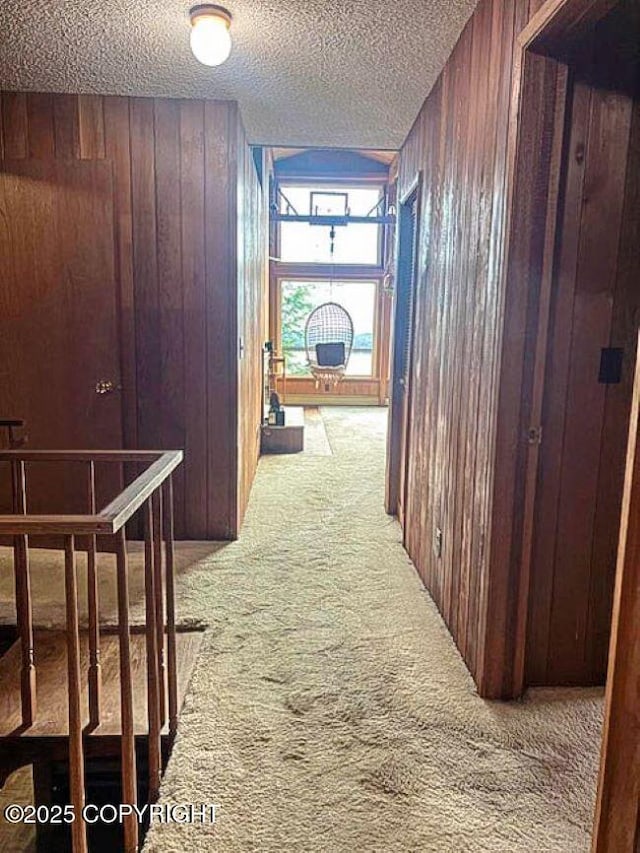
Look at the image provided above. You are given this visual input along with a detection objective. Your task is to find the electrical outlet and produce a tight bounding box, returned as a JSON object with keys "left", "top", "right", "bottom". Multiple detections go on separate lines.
{"left": 434, "top": 527, "right": 443, "bottom": 560}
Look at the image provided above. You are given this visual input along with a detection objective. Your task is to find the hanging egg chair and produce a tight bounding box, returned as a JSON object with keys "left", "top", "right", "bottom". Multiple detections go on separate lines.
{"left": 305, "top": 302, "right": 354, "bottom": 390}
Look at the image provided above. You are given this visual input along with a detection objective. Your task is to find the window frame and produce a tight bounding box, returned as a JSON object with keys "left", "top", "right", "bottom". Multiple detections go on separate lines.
{"left": 274, "top": 178, "right": 388, "bottom": 269}
{"left": 276, "top": 276, "right": 381, "bottom": 381}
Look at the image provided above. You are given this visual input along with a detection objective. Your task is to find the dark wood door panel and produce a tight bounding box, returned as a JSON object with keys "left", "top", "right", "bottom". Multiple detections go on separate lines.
{"left": 0, "top": 159, "right": 123, "bottom": 515}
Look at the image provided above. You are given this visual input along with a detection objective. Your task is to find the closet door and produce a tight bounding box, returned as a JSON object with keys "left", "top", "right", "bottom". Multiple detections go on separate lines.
{"left": 0, "top": 159, "right": 123, "bottom": 513}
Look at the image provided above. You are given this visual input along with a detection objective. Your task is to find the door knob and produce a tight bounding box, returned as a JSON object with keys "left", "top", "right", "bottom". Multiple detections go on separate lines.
{"left": 95, "top": 379, "right": 120, "bottom": 395}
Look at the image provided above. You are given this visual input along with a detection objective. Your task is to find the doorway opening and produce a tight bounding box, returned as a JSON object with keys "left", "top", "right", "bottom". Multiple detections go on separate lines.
{"left": 267, "top": 148, "right": 396, "bottom": 409}
{"left": 385, "top": 175, "right": 421, "bottom": 532}
{"left": 493, "top": 0, "right": 639, "bottom": 845}
{"left": 524, "top": 4, "right": 640, "bottom": 690}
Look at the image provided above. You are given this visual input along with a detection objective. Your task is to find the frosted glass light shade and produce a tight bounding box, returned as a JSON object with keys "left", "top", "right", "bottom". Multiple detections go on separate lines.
{"left": 190, "top": 6, "right": 232, "bottom": 67}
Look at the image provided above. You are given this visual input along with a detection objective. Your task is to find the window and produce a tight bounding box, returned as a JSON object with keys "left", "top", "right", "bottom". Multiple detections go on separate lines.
{"left": 278, "top": 184, "right": 384, "bottom": 266}
{"left": 280, "top": 280, "right": 376, "bottom": 377}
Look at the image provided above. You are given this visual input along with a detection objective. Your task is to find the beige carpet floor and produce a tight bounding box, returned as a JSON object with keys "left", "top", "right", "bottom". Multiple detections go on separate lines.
{"left": 139, "top": 407, "right": 604, "bottom": 853}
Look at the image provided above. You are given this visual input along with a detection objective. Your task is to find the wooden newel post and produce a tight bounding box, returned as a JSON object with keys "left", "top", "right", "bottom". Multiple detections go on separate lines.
{"left": 11, "top": 459, "right": 36, "bottom": 727}
{"left": 163, "top": 476, "right": 178, "bottom": 737}
{"left": 64, "top": 536, "right": 88, "bottom": 853}
{"left": 115, "top": 528, "right": 138, "bottom": 853}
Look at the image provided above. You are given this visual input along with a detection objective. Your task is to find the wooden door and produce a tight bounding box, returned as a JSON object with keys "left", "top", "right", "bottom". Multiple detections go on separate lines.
{"left": 592, "top": 330, "right": 640, "bottom": 853}
{"left": 386, "top": 184, "right": 419, "bottom": 529}
{"left": 0, "top": 160, "right": 123, "bottom": 513}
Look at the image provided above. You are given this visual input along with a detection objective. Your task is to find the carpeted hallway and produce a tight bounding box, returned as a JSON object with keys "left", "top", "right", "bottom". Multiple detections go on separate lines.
{"left": 142, "top": 407, "right": 603, "bottom": 853}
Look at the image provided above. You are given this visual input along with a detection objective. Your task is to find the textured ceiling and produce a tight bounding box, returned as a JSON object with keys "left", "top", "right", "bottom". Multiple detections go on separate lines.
{"left": 0, "top": 0, "right": 478, "bottom": 149}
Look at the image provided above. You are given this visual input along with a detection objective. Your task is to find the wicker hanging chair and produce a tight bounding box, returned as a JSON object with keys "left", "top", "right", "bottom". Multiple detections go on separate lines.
{"left": 305, "top": 302, "right": 354, "bottom": 390}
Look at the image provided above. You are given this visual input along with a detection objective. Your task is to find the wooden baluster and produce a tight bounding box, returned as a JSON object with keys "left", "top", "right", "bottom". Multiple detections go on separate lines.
{"left": 64, "top": 536, "right": 88, "bottom": 853}
{"left": 163, "top": 476, "right": 178, "bottom": 736}
{"left": 115, "top": 528, "right": 138, "bottom": 853}
{"left": 144, "top": 499, "right": 162, "bottom": 801}
{"left": 11, "top": 460, "right": 36, "bottom": 727}
{"left": 86, "top": 461, "right": 101, "bottom": 729}
{"left": 152, "top": 489, "right": 166, "bottom": 727}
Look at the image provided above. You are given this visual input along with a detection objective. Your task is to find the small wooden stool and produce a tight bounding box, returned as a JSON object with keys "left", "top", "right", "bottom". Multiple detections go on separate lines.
{"left": 261, "top": 407, "right": 304, "bottom": 454}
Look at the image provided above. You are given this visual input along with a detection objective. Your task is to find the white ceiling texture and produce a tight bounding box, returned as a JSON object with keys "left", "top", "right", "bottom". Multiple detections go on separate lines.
{"left": 0, "top": 0, "right": 478, "bottom": 149}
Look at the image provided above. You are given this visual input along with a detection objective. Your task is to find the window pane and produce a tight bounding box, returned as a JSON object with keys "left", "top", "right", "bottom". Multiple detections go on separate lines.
{"left": 280, "top": 280, "right": 376, "bottom": 377}
{"left": 278, "top": 185, "right": 382, "bottom": 265}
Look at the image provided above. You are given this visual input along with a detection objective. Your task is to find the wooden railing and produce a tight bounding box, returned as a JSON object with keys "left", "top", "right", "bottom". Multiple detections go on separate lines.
{"left": 0, "top": 449, "right": 183, "bottom": 853}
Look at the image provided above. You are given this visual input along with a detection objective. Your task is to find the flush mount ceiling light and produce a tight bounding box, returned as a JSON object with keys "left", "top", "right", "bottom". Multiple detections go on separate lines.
{"left": 189, "top": 4, "right": 232, "bottom": 67}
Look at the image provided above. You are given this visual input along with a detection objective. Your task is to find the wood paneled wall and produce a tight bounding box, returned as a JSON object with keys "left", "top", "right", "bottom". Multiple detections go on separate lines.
{"left": 526, "top": 8, "right": 640, "bottom": 686}
{"left": 397, "top": 0, "right": 535, "bottom": 688}
{"left": 398, "top": 0, "right": 639, "bottom": 697}
{"left": 237, "top": 135, "right": 268, "bottom": 527}
{"left": 0, "top": 92, "right": 266, "bottom": 539}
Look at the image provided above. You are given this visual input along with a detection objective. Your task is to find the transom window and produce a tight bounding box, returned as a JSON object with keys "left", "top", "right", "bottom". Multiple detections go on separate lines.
{"left": 277, "top": 183, "right": 384, "bottom": 266}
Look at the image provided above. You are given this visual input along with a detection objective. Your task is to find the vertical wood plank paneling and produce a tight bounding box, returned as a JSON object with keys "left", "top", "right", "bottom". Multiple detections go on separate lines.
{"left": 78, "top": 94, "right": 106, "bottom": 159}
{"left": 546, "top": 77, "right": 632, "bottom": 685}
{"left": 130, "top": 98, "right": 162, "bottom": 452}
{"left": 395, "top": 0, "right": 627, "bottom": 694}
{"left": 0, "top": 89, "right": 261, "bottom": 540}
{"left": 397, "top": 0, "right": 526, "bottom": 689}
{"left": 469, "top": 0, "right": 519, "bottom": 682}
{"left": 179, "top": 100, "right": 209, "bottom": 538}
{"left": 26, "top": 93, "right": 55, "bottom": 159}
{"left": 461, "top": 0, "right": 507, "bottom": 674}
{"left": 472, "top": 0, "right": 520, "bottom": 682}
{"left": 104, "top": 96, "right": 138, "bottom": 452}
{"left": 204, "top": 101, "right": 236, "bottom": 538}
{"left": 587, "top": 90, "right": 640, "bottom": 682}
{"left": 483, "top": 23, "right": 563, "bottom": 696}
{"left": 237, "top": 121, "right": 267, "bottom": 527}
{"left": 525, "top": 74, "right": 591, "bottom": 685}
{"left": 2, "top": 93, "right": 29, "bottom": 158}
{"left": 423, "top": 84, "right": 444, "bottom": 608}
{"left": 456, "top": 0, "right": 492, "bottom": 655}
{"left": 442, "top": 19, "right": 473, "bottom": 639}
{"left": 53, "top": 94, "right": 80, "bottom": 159}
{"left": 154, "top": 99, "right": 186, "bottom": 537}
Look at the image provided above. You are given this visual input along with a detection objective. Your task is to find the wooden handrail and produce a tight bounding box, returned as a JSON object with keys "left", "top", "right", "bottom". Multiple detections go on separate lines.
{"left": 0, "top": 449, "right": 169, "bottom": 462}
{"left": 0, "top": 451, "right": 183, "bottom": 534}
{"left": 101, "top": 452, "right": 183, "bottom": 531}
{"left": 0, "top": 515, "right": 112, "bottom": 535}
{"left": 1, "top": 450, "right": 183, "bottom": 853}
